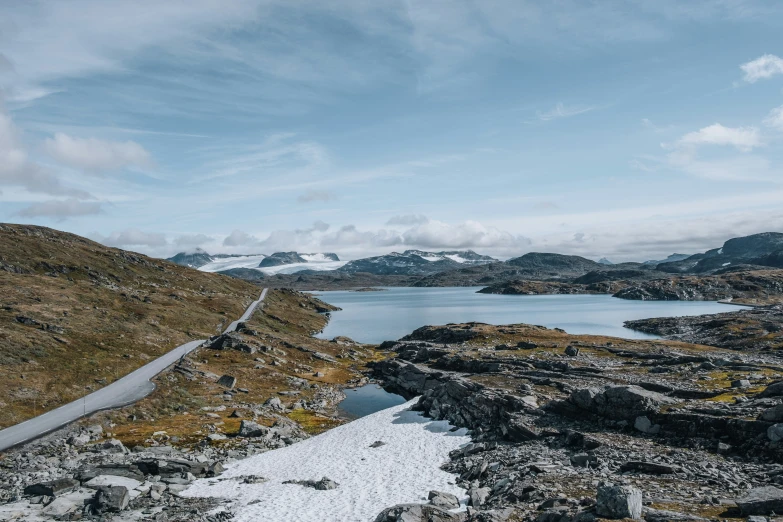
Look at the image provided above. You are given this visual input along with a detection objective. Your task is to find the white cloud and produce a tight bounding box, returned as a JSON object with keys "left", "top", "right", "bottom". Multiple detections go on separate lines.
{"left": 16, "top": 198, "right": 102, "bottom": 219}
{"left": 223, "top": 229, "right": 259, "bottom": 247}
{"left": 0, "top": 103, "right": 91, "bottom": 197}
{"left": 44, "top": 133, "right": 152, "bottom": 173}
{"left": 400, "top": 220, "right": 531, "bottom": 250}
{"left": 674, "top": 123, "right": 762, "bottom": 152}
{"left": 536, "top": 103, "right": 594, "bottom": 122}
{"left": 740, "top": 54, "right": 783, "bottom": 83}
{"left": 386, "top": 214, "right": 430, "bottom": 226}
{"left": 174, "top": 233, "right": 214, "bottom": 247}
{"left": 764, "top": 105, "right": 783, "bottom": 131}
{"left": 96, "top": 229, "right": 168, "bottom": 248}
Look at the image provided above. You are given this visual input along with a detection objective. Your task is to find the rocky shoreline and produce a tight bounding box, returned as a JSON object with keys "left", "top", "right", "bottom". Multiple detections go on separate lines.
{"left": 369, "top": 322, "right": 783, "bottom": 521}
{"left": 624, "top": 305, "right": 783, "bottom": 352}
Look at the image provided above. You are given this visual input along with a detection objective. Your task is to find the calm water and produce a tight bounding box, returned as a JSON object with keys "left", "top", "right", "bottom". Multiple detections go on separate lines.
{"left": 313, "top": 287, "right": 747, "bottom": 344}
{"left": 337, "top": 384, "right": 406, "bottom": 419}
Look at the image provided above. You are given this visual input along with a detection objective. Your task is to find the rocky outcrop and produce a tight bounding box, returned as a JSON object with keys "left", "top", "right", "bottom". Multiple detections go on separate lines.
{"left": 562, "top": 385, "right": 677, "bottom": 421}
{"left": 373, "top": 503, "right": 466, "bottom": 522}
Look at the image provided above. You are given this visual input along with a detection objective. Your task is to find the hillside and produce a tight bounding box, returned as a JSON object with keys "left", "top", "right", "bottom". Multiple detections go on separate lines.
{"left": 0, "top": 224, "right": 261, "bottom": 429}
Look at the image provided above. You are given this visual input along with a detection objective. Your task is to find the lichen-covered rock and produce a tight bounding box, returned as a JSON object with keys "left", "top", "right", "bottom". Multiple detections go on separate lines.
{"left": 373, "top": 503, "right": 466, "bottom": 522}
{"left": 596, "top": 485, "right": 642, "bottom": 519}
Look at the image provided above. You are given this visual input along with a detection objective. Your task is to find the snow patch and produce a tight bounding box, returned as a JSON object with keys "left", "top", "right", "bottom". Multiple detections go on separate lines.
{"left": 722, "top": 262, "right": 731, "bottom": 266}
{"left": 182, "top": 399, "right": 470, "bottom": 522}
{"left": 199, "top": 255, "right": 268, "bottom": 272}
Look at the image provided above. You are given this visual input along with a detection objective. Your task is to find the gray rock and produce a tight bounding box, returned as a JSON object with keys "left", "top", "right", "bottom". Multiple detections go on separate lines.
{"left": 24, "top": 478, "right": 79, "bottom": 497}
{"left": 95, "top": 485, "right": 130, "bottom": 513}
{"left": 596, "top": 485, "right": 643, "bottom": 519}
{"left": 634, "top": 415, "right": 661, "bottom": 435}
{"left": 760, "top": 381, "right": 783, "bottom": 397}
{"left": 468, "top": 486, "right": 492, "bottom": 507}
{"left": 570, "top": 385, "right": 676, "bottom": 421}
{"left": 429, "top": 490, "right": 461, "bottom": 509}
{"left": 265, "top": 396, "right": 284, "bottom": 410}
{"left": 759, "top": 405, "right": 783, "bottom": 422}
{"left": 644, "top": 508, "right": 707, "bottom": 522}
{"left": 565, "top": 345, "right": 580, "bottom": 356}
{"left": 620, "top": 461, "right": 680, "bottom": 475}
{"left": 238, "top": 420, "right": 268, "bottom": 437}
{"left": 731, "top": 379, "right": 751, "bottom": 388}
{"left": 97, "top": 438, "right": 128, "bottom": 454}
{"left": 217, "top": 374, "right": 237, "bottom": 388}
{"left": 373, "top": 503, "right": 466, "bottom": 522}
{"left": 767, "top": 424, "right": 783, "bottom": 442}
{"left": 41, "top": 497, "right": 79, "bottom": 517}
{"left": 736, "top": 486, "right": 783, "bottom": 516}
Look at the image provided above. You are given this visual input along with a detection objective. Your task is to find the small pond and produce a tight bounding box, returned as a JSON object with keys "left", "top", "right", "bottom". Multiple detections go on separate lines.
{"left": 337, "top": 384, "right": 406, "bottom": 419}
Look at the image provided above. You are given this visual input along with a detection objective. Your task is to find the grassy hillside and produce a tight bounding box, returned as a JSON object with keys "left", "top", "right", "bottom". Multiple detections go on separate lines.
{"left": 0, "top": 224, "right": 261, "bottom": 429}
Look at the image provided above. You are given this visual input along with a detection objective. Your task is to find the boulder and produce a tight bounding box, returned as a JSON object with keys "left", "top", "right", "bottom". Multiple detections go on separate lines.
{"left": 217, "top": 375, "right": 237, "bottom": 388}
{"left": 265, "top": 397, "right": 284, "bottom": 410}
{"left": 565, "top": 345, "right": 580, "bottom": 356}
{"left": 569, "top": 386, "right": 676, "bottom": 421}
{"left": 468, "top": 486, "right": 492, "bottom": 507}
{"left": 759, "top": 405, "right": 783, "bottom": 422}
{"left": 736, "top": 486, "right": 783, "bottom": 516}
{"left": 94, "top": 485, "right": 130, "bottom": 513}
{"left": 768, "top": 424, "right": 783, "bottom": 442}
{"left": 373, "top": 503, "right": 466, "bottom": 522}
{"left": 429, "top": 490, "right": 461, "bottom": 509}
{"left": 238, "top": 420, "right": 269, "bottom": 437}
{"left": 760, "top": 381, "right": 783, "bottom": 397}
{"left": 731, "top": 379, "right": 751, "bottom": 388}
{"left": 24, "top": 478, "right": 79, "bottom": 497}
{"left": 596, "top": 485, "right": 642, "bottom": 519}
{"left": 634, "top": 416, "right": 661, "bottom": 435}
{"left": 620, "top": 461, "right": 679, "bottom": 475}
{"left": 84, "top": 475, "right": 142, "bottom": 491}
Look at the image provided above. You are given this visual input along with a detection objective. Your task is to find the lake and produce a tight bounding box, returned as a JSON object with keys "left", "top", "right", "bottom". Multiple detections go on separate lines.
{"left": 312, "top": 287, "right": 747, "bottom": 344}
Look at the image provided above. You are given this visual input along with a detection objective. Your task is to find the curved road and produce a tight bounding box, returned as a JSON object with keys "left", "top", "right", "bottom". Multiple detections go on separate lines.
{"left": 0, "top": 288, "right": 267, "bottom": 452}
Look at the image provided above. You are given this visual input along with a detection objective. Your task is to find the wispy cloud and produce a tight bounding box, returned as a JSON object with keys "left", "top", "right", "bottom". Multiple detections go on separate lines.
{"left": 16, "top": 198, "right": 103, "bottom": 220}
{"left": 297, "top": 189, "right": 337, "bottom": 204}
{"left": 764, "top": 105, "right": 783, "bottom": 131}
{"left": 536, "top": 103, "right": 594, "bottom": 122}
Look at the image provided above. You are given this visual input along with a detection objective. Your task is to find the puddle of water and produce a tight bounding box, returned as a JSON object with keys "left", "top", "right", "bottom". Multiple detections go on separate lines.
{"left": 337, "top": 384, "right": 406, "bottom": 419}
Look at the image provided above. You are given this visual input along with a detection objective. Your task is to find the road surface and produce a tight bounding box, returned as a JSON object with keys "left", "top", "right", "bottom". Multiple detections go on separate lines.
{"left": 0, "top": 288, "right": 268, "bottom": 452}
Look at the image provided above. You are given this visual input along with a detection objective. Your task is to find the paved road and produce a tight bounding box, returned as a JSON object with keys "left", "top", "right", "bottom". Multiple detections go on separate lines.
{"left": 0, "top": 288, "right": 268, "bottom": 452}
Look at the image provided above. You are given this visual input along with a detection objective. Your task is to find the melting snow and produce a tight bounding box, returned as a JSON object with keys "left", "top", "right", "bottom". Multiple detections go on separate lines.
{"left": 182, "top": 399, "right": 470, "bottom": 522}
{"left": 199, "top": 255, "right": 346, "bottom": 275}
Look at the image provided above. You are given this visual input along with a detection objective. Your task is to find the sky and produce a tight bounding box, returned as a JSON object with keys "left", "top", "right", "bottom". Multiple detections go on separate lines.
{"left": 1, "top": 0, "right": 783, "bottom": 262}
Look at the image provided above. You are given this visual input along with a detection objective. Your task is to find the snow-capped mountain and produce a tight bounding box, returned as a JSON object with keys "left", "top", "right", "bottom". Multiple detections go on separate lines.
{"left": 338, "top": 250, "right": 496, "bottom": 276}
{"left": 168, "top": 251, "right": 345, "bottom": 275}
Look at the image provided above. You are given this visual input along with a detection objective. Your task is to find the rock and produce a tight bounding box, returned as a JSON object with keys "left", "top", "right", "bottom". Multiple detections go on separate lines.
{"left": 265, "top": 397, "right": 284, "bottom": 410}
{"left": 84, "top": 475, "right": 142, "bottom": 491}
{"left": 596, "top": 485, "right": 643, "bottom": 519}
{"left": 570, "top": 453, "right": 597, "bottom": 468}
{"left": 569, "top": 385, "right": 676, "bottom": 421}
{"left": 767, "top": 424, "right": 783, "bottom": 442}
{"left": 746, "top": 517, "right": 768, "bottom": 522}
{"left": 24, "top": 478, "right": 80, "bottom": 497}
{"left": 41, "top": 497, "right": 79, "bottom": 517}
{"left": 565, "top": 345, "right": 580, "bottom": 356}
{"left": 760, "top": 381, "right": 783, "bottom": 397}
{"left": 369, "top": 441, "right": 387, "bottom": 448}
{"left": 731, "top": 379, "right": 751, "bottom": 388}
{"left": 736, "top": 486, "right": 783, "bottom": 515}
{"left": 429, "top": 490, "right": 461, "bottom": 509}
{"left": 283, "top": 477, "right": 339, "bottom": 490}
{"left": 314, "top": 477, "right": 339, "bottom": 490}
{"left": 620, "top": 461, "right": 680, "bottom": 475}
{"left": 67, "top": 433, "right": 90, "bottom": 446}
{"left": 97, "top": 438, "right": 128, "bottom": 454}
{"left": 238, "top": 420, "right": 269, "bottom": 437}
{"left": 468, "top": 486, "right": 492, "bottom": 507}
{"left": 517, "top": 341, "right": 538, "bottom": 349}
{"left": 207, "top": 433, "right": 227, "bottom": 441}
{"left": 94, "top": 485, "right": 130, "bottom": 513}
{"left": 373, "top": 503, "right": 466, "bottom": 522}
{"left": 217, "top": 374, "right": 237, "bottom": 388}
{"left": 759, "top": 405, "right": 783, "bottom": 422}
{"left": 634, "top": 416, "right": 661, "bottom": 435}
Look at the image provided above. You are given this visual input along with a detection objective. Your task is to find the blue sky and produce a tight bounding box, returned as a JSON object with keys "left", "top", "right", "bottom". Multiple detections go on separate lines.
{"left": 1, "top": 0, "right": 783, "bottom": 261}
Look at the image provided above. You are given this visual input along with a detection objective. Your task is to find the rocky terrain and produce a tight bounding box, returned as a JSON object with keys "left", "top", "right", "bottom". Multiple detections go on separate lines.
{"left": 0, "top": 224, "right": 261, "bottom": 429}
{"left": 370, "top": 322, "right": 783, "bottom": 521}
{"left": 0, "top": 287, "right": 381, "bottom": 521}
{"left": 656, "top": 233, "right": 783, "bottom": 274}
{"left": 614, "top": 270, "right": 783, "bottom": 305}
{"left": 625, "top": 305, "right": 783, "bottom": 352}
